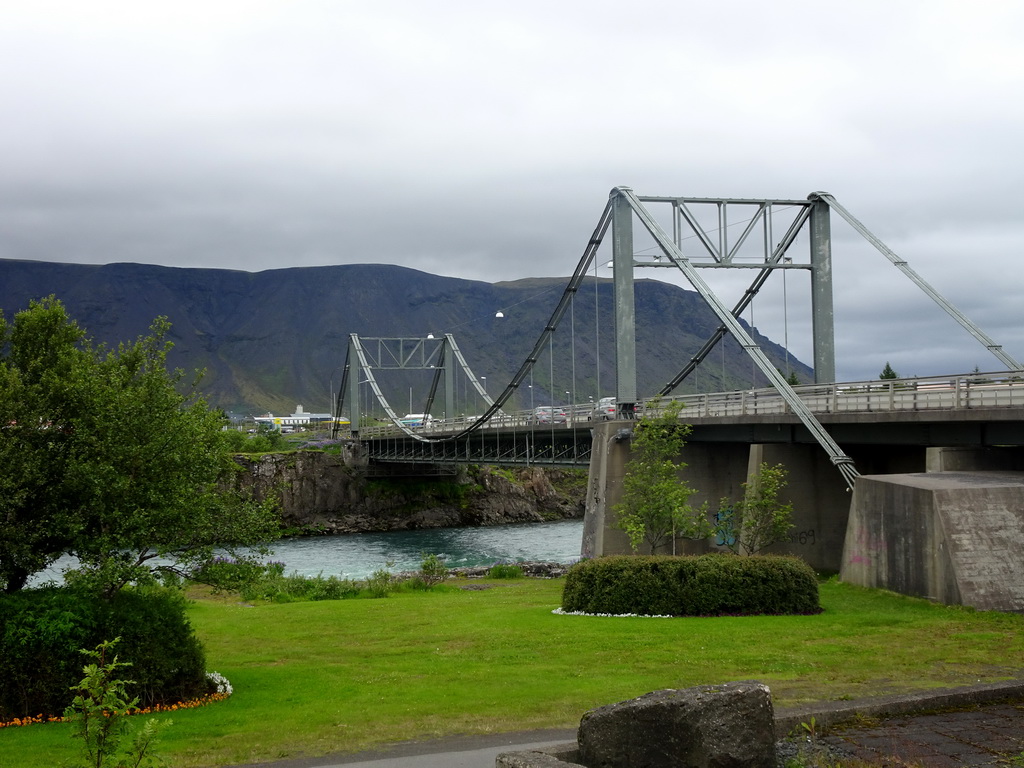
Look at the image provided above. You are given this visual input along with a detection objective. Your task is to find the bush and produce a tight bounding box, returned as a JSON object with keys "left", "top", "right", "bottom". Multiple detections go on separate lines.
{"left": 102, "top": 587, "right": 207, "bottom": 707}
{"left": 236, "top": 566, "right": 360, "bottom": 603}
{"left": 0, "top": 587, "right": 99, "bottom": 720}
{"left": 364, "top": 568, "right": 394, "bottom": 598}
{"left": 488, "top": 563, "right": 524, "bottom": 579}
{"left": 419, "top": 553, "right": 448, "bottom": 588}
{"left": 560, "top": 555, "right": 821, "bottom": 617}
{"left": 191, "top": 556, "right": 273, "bottom": 593}
{"left": 0, "top": 586, "right": 208, "bottom": 719}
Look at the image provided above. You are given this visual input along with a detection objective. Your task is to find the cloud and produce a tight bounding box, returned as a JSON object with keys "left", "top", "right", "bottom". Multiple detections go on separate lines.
{"left": 1, "top": 0, "right": 1022, "bottom": 380}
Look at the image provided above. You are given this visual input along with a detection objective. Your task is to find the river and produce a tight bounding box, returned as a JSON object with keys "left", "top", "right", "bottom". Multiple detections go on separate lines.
{"left": 32, "top": 519, "right": 585, "bottom": 584}
{"left": 268, "top": 518, "right": 584, "bottom": 580}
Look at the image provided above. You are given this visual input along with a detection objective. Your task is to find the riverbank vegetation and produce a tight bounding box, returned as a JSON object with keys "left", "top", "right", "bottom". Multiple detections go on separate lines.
{"left": 3, "top": 577, "right": 1022, "bottom": 768}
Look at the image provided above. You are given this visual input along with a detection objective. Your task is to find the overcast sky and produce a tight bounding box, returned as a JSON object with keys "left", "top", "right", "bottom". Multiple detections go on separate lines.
{"left": 2, "top": 1, "right": 1022, "bottom": 381}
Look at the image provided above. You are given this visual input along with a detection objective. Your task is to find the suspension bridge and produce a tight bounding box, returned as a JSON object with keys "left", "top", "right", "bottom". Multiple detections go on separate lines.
{"left": 323, "top": 187, "right": 1024, "bottom": 612}
{"left": 333, "top": 188, "right": 1024, "bottom": 489}
{"left": 327, "top": 187, "right": 1024, "bottom": 611}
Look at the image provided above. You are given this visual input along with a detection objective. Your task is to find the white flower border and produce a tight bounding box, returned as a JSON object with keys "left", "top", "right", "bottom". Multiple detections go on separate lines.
{"left": 552, "top": 608, "right": 675, "bottom": 619}
{"left": 206, "top": 671, "right": 234, "bottom": 696}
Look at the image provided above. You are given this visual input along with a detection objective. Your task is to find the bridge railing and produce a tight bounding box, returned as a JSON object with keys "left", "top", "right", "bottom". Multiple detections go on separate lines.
{"left": 645, "top": 371, "right": 1024, "bottom": 420}
{"left": 354, "top": 371, "right": 1024, "bottom": 439}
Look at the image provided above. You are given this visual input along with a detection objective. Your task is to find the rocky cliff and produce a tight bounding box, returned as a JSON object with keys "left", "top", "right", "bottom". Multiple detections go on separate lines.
{"left": 230, "top": 450, "right": 586, "bottom": 534}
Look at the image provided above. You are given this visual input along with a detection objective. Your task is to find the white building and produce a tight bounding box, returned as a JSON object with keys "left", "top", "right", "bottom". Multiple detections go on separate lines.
{"left": 252, "top": 405, "right": 333, "bottom": 430}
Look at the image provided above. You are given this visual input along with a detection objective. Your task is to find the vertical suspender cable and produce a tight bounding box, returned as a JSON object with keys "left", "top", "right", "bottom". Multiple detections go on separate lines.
{"left": 549, "top": 328, "right": 556, "bottom": 454}
{"left": 570, "top": 292, "right": 578, "bottom": 454}
{"left": 594, "top": 257, "right": 601, "bottom": 398}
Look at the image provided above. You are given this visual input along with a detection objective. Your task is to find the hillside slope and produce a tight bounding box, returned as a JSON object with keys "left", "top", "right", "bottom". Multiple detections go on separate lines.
{"left": 0, "top": 259, "right": 811, "bottom": 415}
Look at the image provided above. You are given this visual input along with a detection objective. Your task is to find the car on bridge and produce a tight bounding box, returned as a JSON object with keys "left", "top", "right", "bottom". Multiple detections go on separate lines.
{"left": 399, "top": 413, "right": 433, "bottom": 428}
{"left": 532, "top": 406, "right": 567, "bottom": 425}
{"left": 589, "top": 396, "right": 616, "bottom": 421}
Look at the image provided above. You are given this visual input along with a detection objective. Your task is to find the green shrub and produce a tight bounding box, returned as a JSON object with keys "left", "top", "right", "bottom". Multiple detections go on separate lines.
{"left": 308, "top": 574, "right": 361, "bottom": 601}
{"left": 488, "top": 563, "right": 524, "bottom": 579}
{"left": 0, "top": 586, "right": 208, "bottom": 719}
{"left": 364, "top": 568, "right": 394, "bottom": 598}
{"left": 0, "top": 587, "right": 100, "bottom": 719}
{"left": 560, "top": 555, "right": 821, "bottom": 617}
{"left": 419, "top": 553, "right": 449, "bottom": 588}
{"left": 191, "top": 556, "right": 273, "bottom": 592}
{"left": 236, "top": 566, "right": 360, "bottom": 603}
{"left": 102, "top": 587, "right": 207, "bottom": 708}
{"left": 402, "top": 576, "right": 431, "bottom": 591}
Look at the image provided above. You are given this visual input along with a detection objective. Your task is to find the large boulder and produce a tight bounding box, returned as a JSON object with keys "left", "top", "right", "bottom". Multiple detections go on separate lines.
{"left": 577, "top": 682, "right": 775, "bottom": 768}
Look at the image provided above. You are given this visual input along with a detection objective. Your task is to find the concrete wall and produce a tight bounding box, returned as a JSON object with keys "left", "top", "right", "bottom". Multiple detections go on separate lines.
{"left": 740, "top": 444, "right": 851, "bottom": 571}
{"left": 841, "top": 472, "right": 1024, "bottom": 612}
{"left": 927, "top": 446, "right": 1024, "bottom": 472}
{"left": 583, "top": 424, "right": 857, "bottom": 571}
{"left": 582, "top": 422, "right": 753, "bottom": 560}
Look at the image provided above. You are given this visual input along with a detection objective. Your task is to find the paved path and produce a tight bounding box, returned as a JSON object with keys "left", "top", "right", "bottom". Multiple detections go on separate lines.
{"left": 820, "top": 701, "right": 1024, "bottom": 766}
{"left": 232, "top": 729, "right": 576, "bottom": 768}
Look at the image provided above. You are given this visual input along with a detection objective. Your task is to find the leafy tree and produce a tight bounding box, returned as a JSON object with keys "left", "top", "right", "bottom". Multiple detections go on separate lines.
{"left": 777, "top": 368, "right": 800, "bottom": 386}
{"left": 614, "top": 401, "right": 709, "bottom": 555}
{"left": 220, "top": 423, "right": 283, "bottom": 454}
{"left": 255, "top": 421, "right": 286, "bottom": 450}
{"left": 879, "top": 361, "right": 899, "bottom": 380}
{"left": 715, "top": 463, "right": 794, "bottom": 556}
{"left": 0, "top": 297, "right": 90, "bottom": 591}
{"left": 0, "top": 297, "right": 279, "bottom": 595}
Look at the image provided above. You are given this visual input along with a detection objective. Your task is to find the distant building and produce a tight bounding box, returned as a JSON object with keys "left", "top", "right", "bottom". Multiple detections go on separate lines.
{"left": 253, "top": 404, "right": 335, "bottom": 430}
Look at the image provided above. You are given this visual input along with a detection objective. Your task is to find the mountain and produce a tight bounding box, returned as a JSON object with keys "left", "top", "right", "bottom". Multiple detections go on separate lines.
{"left": 0, "top": 259, "right": 812, "bottom": 417}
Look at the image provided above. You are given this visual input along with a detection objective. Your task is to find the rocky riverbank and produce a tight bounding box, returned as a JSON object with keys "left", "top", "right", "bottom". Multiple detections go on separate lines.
{"left": 230, "top": 450, "right": 586, "bottom": 535}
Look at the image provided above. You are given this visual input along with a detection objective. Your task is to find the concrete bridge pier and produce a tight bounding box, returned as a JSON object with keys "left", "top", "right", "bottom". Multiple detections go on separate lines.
{"left": 581, "top": 424, "right": 853, "bottom": 572}
{"left": 582, "top": 422, "right": 752, "bottom": 561}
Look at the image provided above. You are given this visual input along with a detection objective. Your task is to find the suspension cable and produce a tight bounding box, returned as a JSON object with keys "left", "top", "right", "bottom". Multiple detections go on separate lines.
{"left": 813, "top": 192, "right": 1022, "bottom": 371}
{"left": 445, "top": 200, "right": 614, "bottom": 440}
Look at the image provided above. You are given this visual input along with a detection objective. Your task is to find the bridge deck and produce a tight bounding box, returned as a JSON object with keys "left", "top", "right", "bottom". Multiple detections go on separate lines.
{"left": 359, "top": 372, "right": 1024, "bottom": 466}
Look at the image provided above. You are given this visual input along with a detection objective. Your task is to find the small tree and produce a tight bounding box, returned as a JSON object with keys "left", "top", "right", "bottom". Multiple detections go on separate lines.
{"left": 879, "top": 362, "right": 899, "bottom": 380}
{"left": 716, "top": 463, "right": 794, "bottom": 556}
{"left": 418, "top": 553, "right": 448, "bottom": 588}
{"left": 614, "top": 401, "right": 709, "bottom": 554}
{"left": 777, "top": 368, "right": 800, "bottom": 386}
{"left": 64, "top": 638, "right": 169, "bottom": 768}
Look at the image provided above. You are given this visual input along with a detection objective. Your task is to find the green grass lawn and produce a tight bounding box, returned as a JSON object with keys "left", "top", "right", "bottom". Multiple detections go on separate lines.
{"left": 2, "top": 577, "right": 1022, "bottom": 767}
